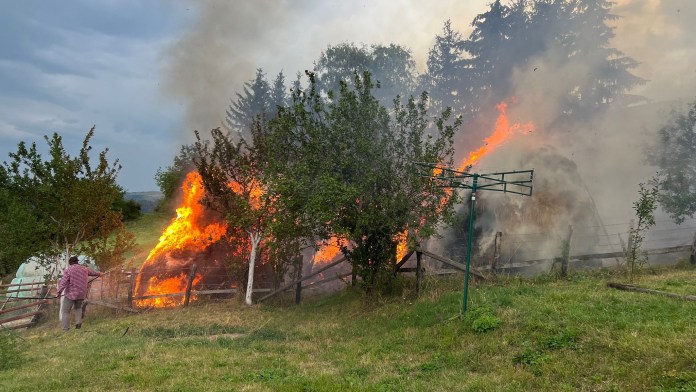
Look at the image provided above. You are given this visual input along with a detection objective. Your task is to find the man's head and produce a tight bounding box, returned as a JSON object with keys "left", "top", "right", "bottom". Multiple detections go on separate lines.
{"left": 68, "top": 256, "right": 79, "bottom": 265}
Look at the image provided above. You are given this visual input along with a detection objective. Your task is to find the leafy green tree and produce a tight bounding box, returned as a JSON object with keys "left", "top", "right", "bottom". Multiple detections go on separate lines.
{"left": 0, "top": 185, "right": 48, "bottom": 275}
{"left": 314, "top": 43, "right": 417, "bottom": 107}
{"left": 628, "top": 180, "right": 659, "bottom": 280}
{"left": 267, "top": 72, "right": 460, "bottom": 293}
{"left": 650, "top": 101, "right": 696, "bottom": 223}
{"left": 0, "top": 127, "right": 134, "bottom": 276}
{"left": 193, "top": 125, "right": 302, "bottom": 305}
{"left": 112, "top": 185, "right": 141, "bottom": 221}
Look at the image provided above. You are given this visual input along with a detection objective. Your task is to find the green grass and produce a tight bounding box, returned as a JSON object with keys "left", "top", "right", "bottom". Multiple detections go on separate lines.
{"left": 2, "top": 266, "right": 696, "bottom": 391}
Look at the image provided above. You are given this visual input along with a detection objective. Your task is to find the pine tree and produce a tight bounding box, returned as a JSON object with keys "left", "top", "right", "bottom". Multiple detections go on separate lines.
{"left": 420, "top": 20, "right": 469, "bottom": 118}
{"left": 225, "top": 68, "right": 271, "bottom": 133}
{"left": 269, "top": 71, "right": 287, "bottom": 117}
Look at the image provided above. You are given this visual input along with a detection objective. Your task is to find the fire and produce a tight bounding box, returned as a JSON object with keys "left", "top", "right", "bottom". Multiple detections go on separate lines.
{"left": 135, "top": 273, "right": 202, "bottom": 308}
{"left": 457, "top": 101, "right": 534, "bottom": 171}
{"left": 135, "top": 171, "right": 227, "bottom": 308}
{"left": 395, "top": 231, "right": 408, "bottom": 261}
{"left": 315, "top": 237, "right": 345, "bottom": 265}
{"left": 228, "top": 178, "right": 263, "bottom": 210}
{"left": 146, "top": 171, "right": 227, "bottom": 261}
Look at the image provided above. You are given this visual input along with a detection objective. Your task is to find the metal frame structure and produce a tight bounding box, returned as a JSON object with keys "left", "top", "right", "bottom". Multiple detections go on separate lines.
{"left": 415, "top": 162, "right": 534, "bottom": 314}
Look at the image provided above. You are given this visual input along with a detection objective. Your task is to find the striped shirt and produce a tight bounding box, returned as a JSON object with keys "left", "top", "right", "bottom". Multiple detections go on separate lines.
{"left": 57, "top": 264, "right": 101, "bottom": 300}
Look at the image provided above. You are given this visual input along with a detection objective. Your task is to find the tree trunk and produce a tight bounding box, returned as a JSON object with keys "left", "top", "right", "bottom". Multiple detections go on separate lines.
{"left": 245, "top": 231, "right": 262, "bottom": 306}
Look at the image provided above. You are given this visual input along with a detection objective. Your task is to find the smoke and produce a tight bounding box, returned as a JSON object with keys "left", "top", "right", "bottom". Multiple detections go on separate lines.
{"left": 441, "top": 0, "right": 696, "bottom": 264}
{"left": 162, "top": 0, "right": 311, "bottom": 135}
{"left": 161, "top": 1, "right": 490, "bottom": 137}
{"left": 613, "top": 0, "right": 696, "bottom": 102}
{"left": 161, "top": 0, "right": 696, "bottom": 266}
{"left": 503, "top": 0, "right": 696, "bottom": 223}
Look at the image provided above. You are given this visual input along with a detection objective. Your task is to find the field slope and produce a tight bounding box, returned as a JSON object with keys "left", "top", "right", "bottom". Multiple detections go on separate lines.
{"left": 2, "top": 266, "right": 696, "bottom": 391}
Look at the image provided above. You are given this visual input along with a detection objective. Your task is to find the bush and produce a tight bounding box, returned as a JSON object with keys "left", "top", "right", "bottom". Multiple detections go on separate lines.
{"left": 467, "top": 306, "right": 502, "bottom": 333}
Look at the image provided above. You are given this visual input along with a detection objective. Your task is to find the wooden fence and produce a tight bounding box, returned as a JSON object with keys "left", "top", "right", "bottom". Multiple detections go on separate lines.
{"left": 0, "top": 283, "right": 52, "bottom": 330}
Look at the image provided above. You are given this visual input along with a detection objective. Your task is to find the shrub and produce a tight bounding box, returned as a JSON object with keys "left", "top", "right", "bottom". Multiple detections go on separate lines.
{"left": 467, "top": 306, "right": 502, "bottom": 333}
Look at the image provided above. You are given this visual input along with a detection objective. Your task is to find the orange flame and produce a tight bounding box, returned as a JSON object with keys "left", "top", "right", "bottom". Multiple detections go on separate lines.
{"left": 135, "top": 273, "right": 202, "bottom": 308}
{"left": 135, "top": 171, "right": 227, "bottom": 308}
{"left": 315, "top": 237, "right": 345, "bottom": 265}
{"left": 457, "top": 101, "right": 534, "bottom": 171}
{"left": 395, "top": 230, "right": 408, "bottom": 262}
{"left": 147, "top": 171, "right": 227, "bottom": 261}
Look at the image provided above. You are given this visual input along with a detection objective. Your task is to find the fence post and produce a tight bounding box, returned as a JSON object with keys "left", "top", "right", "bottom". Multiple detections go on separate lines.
{"left": 561, "top": 225, "right": 573, "bottom": 277}
{"left": 415, "top": 250, "right": 423, "bottom": 296}
{"left": 127, "top": 269, "right": 136, "bottom": 308}
{"left": 492, "top": 231, "right": 503, "bottom": 271}
{"left": 295, "top": 263, "right": 303, "bottom": 305}
{"left": 183, "top": 264, "right": 198, "bottom": 307}
{"left": 691, "top": 232, "right": 696, "bottom": 265}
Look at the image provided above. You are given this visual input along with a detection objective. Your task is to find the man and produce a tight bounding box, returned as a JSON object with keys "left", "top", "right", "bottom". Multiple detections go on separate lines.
{"left": 56, "top": 256, "right": 102, "bottom": 331}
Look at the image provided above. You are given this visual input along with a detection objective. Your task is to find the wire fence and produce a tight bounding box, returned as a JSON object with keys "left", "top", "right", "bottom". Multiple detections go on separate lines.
{"left": 444, "top": 218, "right": 696, "bottom": 271}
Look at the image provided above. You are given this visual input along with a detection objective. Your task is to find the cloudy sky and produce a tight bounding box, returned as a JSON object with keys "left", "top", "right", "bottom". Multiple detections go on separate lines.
{"left": 1, "top": 0, "right": 694, "bottom": 191}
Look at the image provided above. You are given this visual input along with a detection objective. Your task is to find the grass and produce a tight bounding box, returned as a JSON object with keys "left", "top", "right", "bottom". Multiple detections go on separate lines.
{"left": 2, "top": 265, "right": 696, "bottom": 391}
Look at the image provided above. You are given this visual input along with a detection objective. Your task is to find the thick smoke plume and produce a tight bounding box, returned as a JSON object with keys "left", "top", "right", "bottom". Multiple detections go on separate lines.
{"left": 161, "top": 1, "right": 490, "bottom": 135}
{"left": 161, "top": 0, "right": 696, "bottom": 267}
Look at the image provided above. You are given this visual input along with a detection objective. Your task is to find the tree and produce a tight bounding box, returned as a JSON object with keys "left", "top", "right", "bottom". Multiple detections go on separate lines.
{"left": 314, "top": 43, "right": 417, "bottom": 107}
{"left": 464, "top": 0, "right": 531, "bottom": 114}
{"left": 269, "top": 71, "right": 288, "bottom": 117}
{"left": 193, "top": 124, "right": 301, "bottom": 305}
{"left": 553, "top": 0, "right": 644, "bottom": 118}
{"left": 267, "top": 72, "right": 460, "bottom": 293}
{"left": 225, "top": 68, "right": 272, "bottom": 135}
{"left": 628, "top": 180, "right": 659, "bottom": 280}
{"left": 112, "top": 185, "right": 141, "bottom": 221}
{"left": 0, "top": 183, "right": 48, "bottom": 275}
{"left": 0, "top": 126, "right": 134, "bottom": 277}
{"left": 650, "top": 101, "right": 696, "bottom": 223}
{"left": 420, "top": 20, "right": 470, "bottom": 118}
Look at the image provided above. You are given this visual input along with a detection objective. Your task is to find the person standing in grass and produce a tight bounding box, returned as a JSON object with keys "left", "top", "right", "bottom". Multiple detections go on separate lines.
{"left": 56, "top": 256, "right": 102, "bottom": 331}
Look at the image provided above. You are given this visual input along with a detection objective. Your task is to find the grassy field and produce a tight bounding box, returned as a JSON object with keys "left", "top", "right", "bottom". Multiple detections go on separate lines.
{"left": 2, "top": 264, "right": 696, "bottom": 391}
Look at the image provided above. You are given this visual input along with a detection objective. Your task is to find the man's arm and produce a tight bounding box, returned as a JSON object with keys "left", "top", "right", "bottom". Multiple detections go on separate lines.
{"left": 87, "top": 268, "right": 103, "bottom": 277}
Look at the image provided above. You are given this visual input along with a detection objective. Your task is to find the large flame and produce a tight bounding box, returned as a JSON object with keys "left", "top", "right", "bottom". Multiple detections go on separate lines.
{"left": 135, "top": 171, "right": 227, "bottom": 307}
{"left": 147, "top": 171, "right": 227, "bottom": 261}
{"left": 457, "top": 101, "right": 534, "bottom": 171}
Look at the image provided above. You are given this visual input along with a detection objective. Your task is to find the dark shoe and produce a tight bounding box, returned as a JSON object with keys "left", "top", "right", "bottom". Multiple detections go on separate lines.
{"left": 75, "top": 323, "right": 81, "bottom": 329}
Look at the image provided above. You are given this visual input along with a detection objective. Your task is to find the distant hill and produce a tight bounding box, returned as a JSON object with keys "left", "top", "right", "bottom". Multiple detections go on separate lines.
{"left": 124, "top": 191, "right": 163, "bottom": 213}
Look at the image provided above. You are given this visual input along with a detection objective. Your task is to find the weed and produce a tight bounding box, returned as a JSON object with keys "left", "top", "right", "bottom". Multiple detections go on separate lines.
{"left": 466, "top": 305, "right": 502, "bottom": 333}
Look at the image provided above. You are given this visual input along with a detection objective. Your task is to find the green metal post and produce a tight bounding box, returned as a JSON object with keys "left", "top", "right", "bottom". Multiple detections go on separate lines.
{"left": 462, "top": 174, "right": 478, "bottom": 314}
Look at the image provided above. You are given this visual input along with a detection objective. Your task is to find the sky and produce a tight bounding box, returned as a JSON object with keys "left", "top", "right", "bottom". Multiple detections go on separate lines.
{"left": 1, "top": 0, "right": 694, "bottom": 191}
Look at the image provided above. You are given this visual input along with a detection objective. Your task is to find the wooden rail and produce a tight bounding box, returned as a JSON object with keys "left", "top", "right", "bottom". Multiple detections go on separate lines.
{"left": 0, "top": 311, "right": 42, "bottom": 325}
{"left": 420, "top": 250, "right": 486, "bottom": 280}
{"left": 607, "top": 282, "right": 696, "bottom": 302}
{"left": 258, "top": 256, "right": 348, "bottom": 303}
{"left": 0, "top": 299, "right": 51, "bottom": 316}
